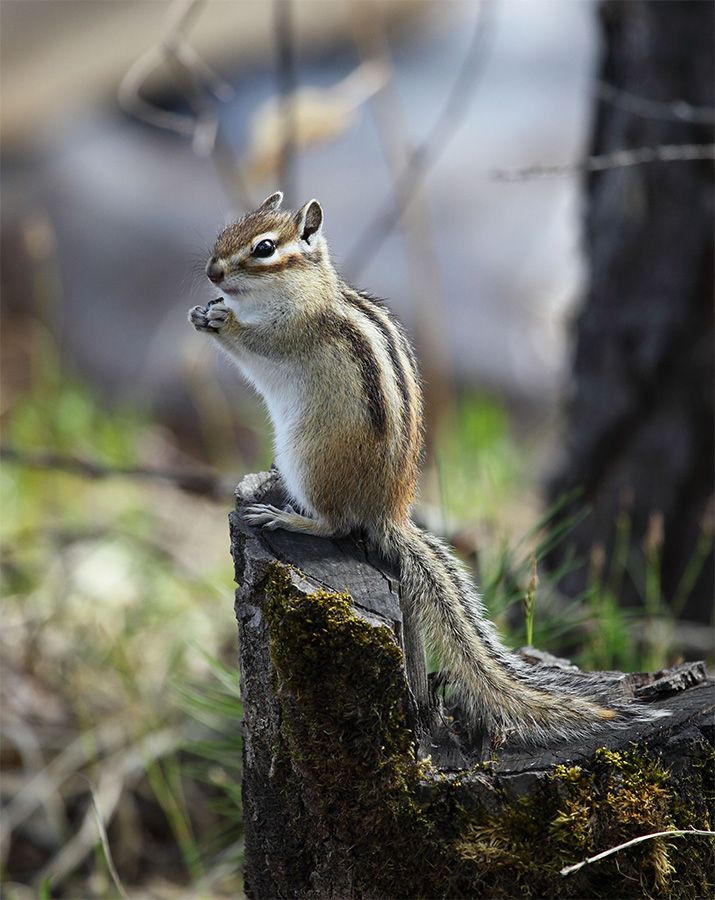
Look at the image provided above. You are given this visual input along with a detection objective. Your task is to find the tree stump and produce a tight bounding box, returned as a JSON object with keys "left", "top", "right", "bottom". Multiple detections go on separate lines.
{"left": 229, "top": 471, "right": 714, "bottom": 900}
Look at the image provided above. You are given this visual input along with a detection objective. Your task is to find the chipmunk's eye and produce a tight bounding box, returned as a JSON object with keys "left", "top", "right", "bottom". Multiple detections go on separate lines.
{"left": 252, "top": 239, "right": 276, "bottom": 258}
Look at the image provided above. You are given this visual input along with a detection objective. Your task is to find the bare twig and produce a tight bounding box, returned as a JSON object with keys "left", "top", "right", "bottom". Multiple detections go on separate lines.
{"left": 491, "top": 143, "right": 715, "bottom": 182}
{"left": 560, "top": 829, "right": 715, "bottom": 877}
{"left": 0, "top": 446, "right": 232, "bottom": 500}
{"left": 118, "top": 0, "right": 252, "bottom": 208}
{"left": 274, "top": 0, "right": 298, "bottom": 206}
{"left": 596, "top": 81, "right": 715, "bottom": 125}
{"left": 118, "top": 0, "right": 226, "bottom": 145}
{"left": 346, "top": 0, "right": 496, "bottom": 276}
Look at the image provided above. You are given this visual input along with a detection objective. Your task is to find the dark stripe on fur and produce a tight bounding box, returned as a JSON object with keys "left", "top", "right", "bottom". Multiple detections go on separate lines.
{"left": 322, "top": 312, "right": 387, "bottom": 435}
{"left": 248, "top": 253, "right": 307, "bottom": 275}
{"left": 341, "top": 287, "right": 419, "bottom": 452}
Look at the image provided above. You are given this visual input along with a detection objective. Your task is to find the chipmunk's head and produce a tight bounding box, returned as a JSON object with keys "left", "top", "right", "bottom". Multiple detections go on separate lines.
{"left": 206, "top": 192, "right": 330, "bottom": 301}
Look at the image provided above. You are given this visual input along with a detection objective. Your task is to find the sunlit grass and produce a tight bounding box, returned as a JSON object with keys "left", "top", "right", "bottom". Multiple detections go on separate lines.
{"left": 421, "top": 394, "right": 709, "bottom": 675}
{"left": 431, "top": 392, "right": 530, "bottom": 529}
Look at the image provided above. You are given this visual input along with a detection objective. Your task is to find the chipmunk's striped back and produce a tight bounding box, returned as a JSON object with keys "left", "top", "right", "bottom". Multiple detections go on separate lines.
{"left": 190, "top": 192, "right": 666, "bottom": 745}
{"left": 333, "top": 282, "right": 424, "bottom": 524}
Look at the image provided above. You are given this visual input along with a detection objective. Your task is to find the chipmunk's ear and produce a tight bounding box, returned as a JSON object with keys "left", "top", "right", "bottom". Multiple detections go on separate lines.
{"left": 259, "top": 192, "right": 283, "bottom": 212}
{"left": 296, "top": 199, "right": 323, "bottom": 244}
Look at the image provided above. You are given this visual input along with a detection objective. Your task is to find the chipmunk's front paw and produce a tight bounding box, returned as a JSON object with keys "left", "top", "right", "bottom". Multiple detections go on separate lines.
{"left": 243, "top": 503, "right": 339, "bottom": 537}
{"left": 188, "top": 302, "right": 234, "bottom": 333}
{"left": 244, "top": 503, "right": 294, "bottom": 531}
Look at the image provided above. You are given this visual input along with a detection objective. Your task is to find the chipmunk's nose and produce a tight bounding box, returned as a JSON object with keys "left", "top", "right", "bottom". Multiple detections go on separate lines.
{"left": 206, "top": 259, "right": 225, "bottom": 284}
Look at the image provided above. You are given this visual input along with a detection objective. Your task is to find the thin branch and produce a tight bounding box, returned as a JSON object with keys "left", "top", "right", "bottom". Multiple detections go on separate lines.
{"left": 274, "top": 0, "right": 298, "bottom": 205}
{"left": 560, "top": 829, "right": 715, "bottom": 877}
{"left": 596, "top": 81, "right": 715, "bottom": 125}
{"left": 118, "top": 0, "right": 227, "bottom": 143}
{"left": 118, "top": 0, "right": 252, "bottom": 208}
{"left": 345, "top": 0, "right": 496, "bottom": 277}
{"left": 491, "top": 143, "right": 715, "bottom": 182}
{"left": 119, "top": 43, "right": 196, "bottom": 137}
{"left": 0, "top": 446, "right": 232, "bottom": 500}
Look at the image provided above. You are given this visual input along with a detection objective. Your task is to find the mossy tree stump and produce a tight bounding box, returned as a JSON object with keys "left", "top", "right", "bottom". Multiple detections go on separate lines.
{"left": 230, "top": 471, "right": 714, "bottom": 900}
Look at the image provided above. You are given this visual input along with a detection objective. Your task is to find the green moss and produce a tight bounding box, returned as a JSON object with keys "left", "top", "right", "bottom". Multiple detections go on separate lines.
{"left": 549, "top": 750, "right": 683, "bottom": 897}
{"left": 260, "top": 563, "right": 714, "bottom": 899}
{"left": 263, "top": 562, "right": 413, "bottom": 763}
{"left": 262, "top": 563, "right": 468, "bottom": 895}
{"left": 450, "top": 749, "right": 714, "bottom": 899}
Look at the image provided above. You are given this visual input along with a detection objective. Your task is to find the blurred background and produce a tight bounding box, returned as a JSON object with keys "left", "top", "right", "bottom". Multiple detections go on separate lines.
{"left": 1, "top": 0, "right": 712, "bottom": 896}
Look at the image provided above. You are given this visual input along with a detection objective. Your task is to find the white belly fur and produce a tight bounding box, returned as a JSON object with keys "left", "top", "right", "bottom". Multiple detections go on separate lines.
{"left": 225, "top": 347, "right": 314, "bottom": 516}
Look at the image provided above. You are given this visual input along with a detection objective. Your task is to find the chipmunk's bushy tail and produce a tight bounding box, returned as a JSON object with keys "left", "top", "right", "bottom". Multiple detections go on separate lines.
{"left": 378, "top": 520, "right": 664, "bottom": 745}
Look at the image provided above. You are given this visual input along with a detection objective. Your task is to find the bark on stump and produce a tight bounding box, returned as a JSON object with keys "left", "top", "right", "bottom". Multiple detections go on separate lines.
{"left": 230, "top": 471, "right": 714, "bottom": 900}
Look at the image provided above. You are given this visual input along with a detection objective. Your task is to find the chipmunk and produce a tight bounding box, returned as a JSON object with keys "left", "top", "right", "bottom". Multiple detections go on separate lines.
{"left": 189, "top": 192, "right": 661, "bottom": 745}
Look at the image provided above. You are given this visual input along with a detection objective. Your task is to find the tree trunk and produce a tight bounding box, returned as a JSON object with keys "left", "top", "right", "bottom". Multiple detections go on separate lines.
{"left": 230, "top": 470, "right": 713, "bottom": 900}
{"left": 548, "top": 0, "right": 714, "bottom": 624}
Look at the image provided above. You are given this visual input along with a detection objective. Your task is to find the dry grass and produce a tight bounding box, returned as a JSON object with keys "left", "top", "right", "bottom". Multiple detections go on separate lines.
{"left": 1, "top": 368, "right": 246, "bottom": 898}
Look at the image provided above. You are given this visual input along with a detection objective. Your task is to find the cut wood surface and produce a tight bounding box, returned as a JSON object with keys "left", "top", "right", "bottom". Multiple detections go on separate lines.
{"left": 230, "top": 470, "right": 714, "bottom": 900}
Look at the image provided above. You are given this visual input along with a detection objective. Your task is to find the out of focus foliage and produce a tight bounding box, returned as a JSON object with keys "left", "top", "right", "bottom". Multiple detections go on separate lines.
{"left": 1, "top": 348, "right": 244, "bottom": 897}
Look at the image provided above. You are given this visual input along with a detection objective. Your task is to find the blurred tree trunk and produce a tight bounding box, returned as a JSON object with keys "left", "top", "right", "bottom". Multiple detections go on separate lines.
{"left": 548, "top": 0, "right": 714, "bottom": 625}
